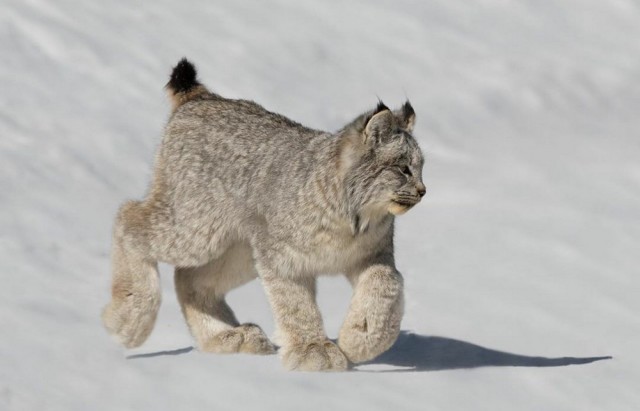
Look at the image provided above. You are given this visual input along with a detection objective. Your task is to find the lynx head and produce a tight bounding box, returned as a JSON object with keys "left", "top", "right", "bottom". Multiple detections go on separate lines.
{"left": 339, "top": 101, "right": 425, "bottom": 232}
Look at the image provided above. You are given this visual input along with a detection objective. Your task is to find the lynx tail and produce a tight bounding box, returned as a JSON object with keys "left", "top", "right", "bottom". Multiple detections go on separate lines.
{"left": 165, "top": 58, "right": 210, "bottom": 111}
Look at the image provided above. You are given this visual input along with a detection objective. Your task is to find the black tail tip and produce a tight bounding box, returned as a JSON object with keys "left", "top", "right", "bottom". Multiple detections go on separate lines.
{"left": 167, "top": 58, "right": 199, "bottom": 93}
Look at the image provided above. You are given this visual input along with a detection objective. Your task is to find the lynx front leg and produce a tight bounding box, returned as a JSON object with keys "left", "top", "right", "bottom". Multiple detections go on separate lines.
{"left": 338, "top": 263, "right": 404, "bottom": 363}
{"left": 260, "top": 272, "right": 348, "bottom": 371}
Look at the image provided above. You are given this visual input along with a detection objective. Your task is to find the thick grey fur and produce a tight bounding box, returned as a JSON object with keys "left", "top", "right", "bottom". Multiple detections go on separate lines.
{"left": 102, "top": 59, "right": 426, "bottom": 371}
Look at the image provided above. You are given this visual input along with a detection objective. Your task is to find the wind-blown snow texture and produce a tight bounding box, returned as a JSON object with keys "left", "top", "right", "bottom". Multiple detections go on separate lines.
{"left": 1, "top": 1, "right": 639, "bottom": 410}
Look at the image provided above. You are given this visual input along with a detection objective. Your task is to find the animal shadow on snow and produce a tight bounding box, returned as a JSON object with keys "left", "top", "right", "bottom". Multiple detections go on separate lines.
{"left": 359, "top": 331, "right": 612, "bottom": 372}
{"left": 127, "top": 331, "right": 611, "bottom": 372}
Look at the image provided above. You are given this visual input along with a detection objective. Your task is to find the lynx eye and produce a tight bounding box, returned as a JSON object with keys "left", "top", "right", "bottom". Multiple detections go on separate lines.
{"left": 399, "top": 165, "right": 412, "bottom": 176}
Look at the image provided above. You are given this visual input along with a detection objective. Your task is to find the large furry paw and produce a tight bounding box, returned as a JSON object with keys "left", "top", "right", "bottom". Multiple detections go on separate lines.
{"left": 102, "top": 295, "right": 160, "bottom": 349}
{"left": 200, "top": 324, "right": 276, "bottom": 355}
{"left": 338, "top": 314, "right": 400, "bottom": 363}
{"left": 281, "top": 339, "right": 349, "bottom": 372}
{"left": 339, "top": 267, "right": 404, "bottom": 363}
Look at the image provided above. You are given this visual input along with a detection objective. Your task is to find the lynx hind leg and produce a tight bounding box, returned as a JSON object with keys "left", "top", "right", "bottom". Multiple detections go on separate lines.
{"left": 175, "top": 244, "right": 276, "bottom": 355}
{"left": 102, "top": 200, "right": 161, "bottom": 348}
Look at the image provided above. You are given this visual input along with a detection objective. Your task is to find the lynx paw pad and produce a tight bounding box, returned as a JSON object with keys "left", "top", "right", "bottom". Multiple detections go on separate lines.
{"left": 102, "top": 296, "right": 159, "bottom": 349}
{"left": 281, "top": 339, "right": 349, "bottom": 372}
{"left": 338, "top": 317, "right": 399, "bottom": 363}
{"left": 201, "top": 324, "right": 276, "bottom": 355}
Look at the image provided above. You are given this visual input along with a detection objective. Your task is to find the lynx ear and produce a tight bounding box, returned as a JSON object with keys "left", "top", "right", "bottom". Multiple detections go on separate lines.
{"left": 363, "top": 102, "right": 394, "bottom": 145}
{"left": 396, "top": 100, "right": 416, "bottom": 132}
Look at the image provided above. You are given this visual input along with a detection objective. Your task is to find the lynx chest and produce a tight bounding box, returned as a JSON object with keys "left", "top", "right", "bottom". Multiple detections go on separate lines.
{"left": 280, "top": 219, "right": 391, "bottom": 276}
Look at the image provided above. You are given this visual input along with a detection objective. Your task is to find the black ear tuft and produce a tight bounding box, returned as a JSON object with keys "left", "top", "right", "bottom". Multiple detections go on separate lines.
{"left": 402, "top": 100, "right": 415, "bottom": 119}
{"left": 396, "top": 99, "right": 416, "bottom": 132}
{"left": 361, "top": 100, "right": 390, "bottom": 129}
{"left": 375, "top": 100, "right": 390, "bottom": 115}
{"left": 166, "top": 58, "right": 199, "bottom": 93}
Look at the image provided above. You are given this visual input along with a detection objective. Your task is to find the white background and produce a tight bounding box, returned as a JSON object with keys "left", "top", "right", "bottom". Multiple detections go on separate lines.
{"left": 1, "top": 1, "right": 638, "bottom": 410}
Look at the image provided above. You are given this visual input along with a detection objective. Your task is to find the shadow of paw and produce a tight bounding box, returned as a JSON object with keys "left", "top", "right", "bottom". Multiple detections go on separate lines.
{"left": 359, "top": 331, "right": 612, "bottom": 372}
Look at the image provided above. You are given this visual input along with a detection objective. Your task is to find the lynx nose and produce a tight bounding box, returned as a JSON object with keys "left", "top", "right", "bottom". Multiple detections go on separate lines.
{"left": 416, "top": 183, "right": 426, "bottom": 198}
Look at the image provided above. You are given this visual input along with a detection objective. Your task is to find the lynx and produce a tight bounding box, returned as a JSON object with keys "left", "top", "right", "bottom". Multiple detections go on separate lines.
{"left": 103, "top": 59, "right": 426, "bottom": 371}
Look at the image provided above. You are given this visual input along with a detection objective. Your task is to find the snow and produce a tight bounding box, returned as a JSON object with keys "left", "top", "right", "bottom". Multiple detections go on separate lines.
{"left": 1, "top": 0, "right": 639, "bottom": 410}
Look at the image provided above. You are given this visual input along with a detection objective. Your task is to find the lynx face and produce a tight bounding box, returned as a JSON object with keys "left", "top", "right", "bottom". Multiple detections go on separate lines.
{"left": 379, "top": 132, "right": 426, "bottom": 215}
{"left": 342, "top": 101, "right": 426, "bottom": 222}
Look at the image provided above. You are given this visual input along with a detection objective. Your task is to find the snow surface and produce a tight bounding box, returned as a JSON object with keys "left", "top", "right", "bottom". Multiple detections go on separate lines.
{"left": 1, "top": 0, "right": 639, "bottom": 410}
